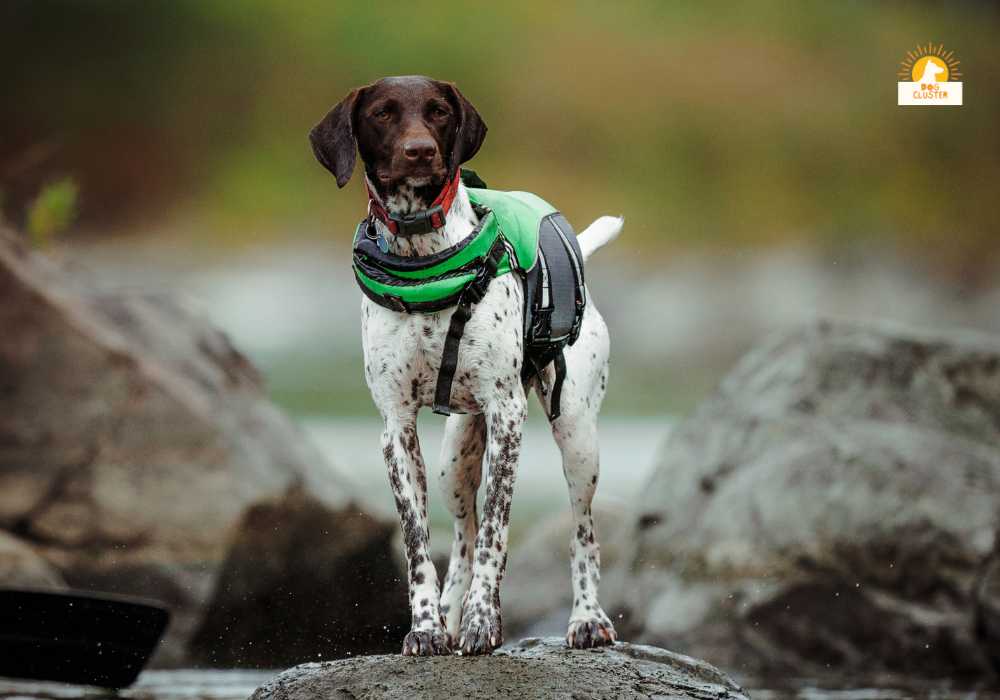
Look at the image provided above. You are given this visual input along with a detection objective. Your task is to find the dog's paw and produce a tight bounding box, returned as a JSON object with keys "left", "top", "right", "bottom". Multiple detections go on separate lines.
{"left": 456, "top": 614, "right": 502, "bottom": 656}
{"left": 566, "top": 617, "right": 617, "bottom": 649}
{"left": 401, "top": 628, "right": 452, "bottom": 656}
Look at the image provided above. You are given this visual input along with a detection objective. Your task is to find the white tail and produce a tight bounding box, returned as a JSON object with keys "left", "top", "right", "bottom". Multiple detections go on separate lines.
{"left": 576, "top": 216, "right": 623, "bottom": 262}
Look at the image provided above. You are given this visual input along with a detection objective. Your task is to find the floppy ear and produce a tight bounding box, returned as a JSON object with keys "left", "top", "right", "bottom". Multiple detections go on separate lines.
{"left": 440, "top": 82, "right": 487, "bottom": 175}
{"left": 309, "top": 88, "right": 363, "bottom": 188}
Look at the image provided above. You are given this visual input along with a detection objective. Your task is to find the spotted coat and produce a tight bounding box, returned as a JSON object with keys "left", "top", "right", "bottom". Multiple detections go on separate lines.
{"left": 361, "top": 178, "right": 621, "bottom": 655}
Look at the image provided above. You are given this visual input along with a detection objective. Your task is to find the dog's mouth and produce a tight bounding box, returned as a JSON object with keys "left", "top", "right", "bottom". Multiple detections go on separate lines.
{"left": 378, "top": 167, "right": 448, "bottom": 196}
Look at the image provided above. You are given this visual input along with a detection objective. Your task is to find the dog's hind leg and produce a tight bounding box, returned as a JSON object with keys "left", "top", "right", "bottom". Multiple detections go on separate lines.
{"left": 381, "top": 412, "right": 451, "bottom": 656}
{"left": 540, "top": 305, "right": 617, "bottom": 648}
{"left": 438, "top": 412, "right": 486, "bottom": 639}
{"left": 553, "top": 410, "right": 617, "bottom": 647}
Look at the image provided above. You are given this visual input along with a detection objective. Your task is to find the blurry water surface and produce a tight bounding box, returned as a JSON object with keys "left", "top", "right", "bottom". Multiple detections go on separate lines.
{"left": 0, "top": 671, "right": 273, "bottom": 700}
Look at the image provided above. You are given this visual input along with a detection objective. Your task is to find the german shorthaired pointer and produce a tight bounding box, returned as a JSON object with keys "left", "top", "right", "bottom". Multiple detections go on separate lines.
{"left": 310, "top": 75, "right": 622, "bottom": 656}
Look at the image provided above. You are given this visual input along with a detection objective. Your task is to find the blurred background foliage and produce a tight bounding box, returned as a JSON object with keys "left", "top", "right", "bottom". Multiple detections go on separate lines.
{"left": 2, "top": 0, "right": 999, "bottom": 417}
{"left": 26, "top": 178, "right": 78, "bottom": 248}
{"left": 3, "top": 1, "right": 998, "bottom": 268}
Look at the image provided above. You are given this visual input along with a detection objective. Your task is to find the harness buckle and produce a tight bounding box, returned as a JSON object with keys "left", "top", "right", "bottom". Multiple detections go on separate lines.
{"left": 390, "top": 205, "right": 445, "bottom": 236}
{"left": 452, "top": 303, "right": 473, "bottom": 323}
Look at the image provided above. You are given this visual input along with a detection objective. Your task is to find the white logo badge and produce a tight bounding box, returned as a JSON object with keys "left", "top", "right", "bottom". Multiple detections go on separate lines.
{"left": 898, "top": 43, "right": 962, "bottom": 106}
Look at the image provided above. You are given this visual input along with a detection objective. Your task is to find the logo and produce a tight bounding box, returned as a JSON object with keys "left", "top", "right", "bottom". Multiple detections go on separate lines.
{"left": 898, "top": 43, "right": 962, "bottom": 106}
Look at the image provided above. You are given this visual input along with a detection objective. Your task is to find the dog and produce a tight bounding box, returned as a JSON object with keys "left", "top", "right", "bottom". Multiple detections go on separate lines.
{"left": 310, "top": 75, "right": 622, "bottom": 656}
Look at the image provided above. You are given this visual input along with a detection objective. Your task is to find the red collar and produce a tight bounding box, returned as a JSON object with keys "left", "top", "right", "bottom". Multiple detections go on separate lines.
{"left": 366, "top": 171, "right": 461, "bottom": 236}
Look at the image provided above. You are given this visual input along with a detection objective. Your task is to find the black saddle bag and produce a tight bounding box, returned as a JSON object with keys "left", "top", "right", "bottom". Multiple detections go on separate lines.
{"left": 521, "top": 212, "right": 587, "bottom": 419}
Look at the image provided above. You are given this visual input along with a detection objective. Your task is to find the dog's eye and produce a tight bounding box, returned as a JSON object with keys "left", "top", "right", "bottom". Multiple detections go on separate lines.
{"left": 432, "top": 106, "right": 450, "bottom": 119}
{"left": 374, "top": 108, "right": 391, "bottom": 121}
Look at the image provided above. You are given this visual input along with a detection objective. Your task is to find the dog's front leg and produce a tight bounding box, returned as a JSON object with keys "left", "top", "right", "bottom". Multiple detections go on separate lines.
{"left": 381, "top": 413, "right": 451, "bottom": 656}
{"left": 457, "top": 388, "right": 527, "bottom": 655}
{"left": 439, "top": 413, "right": 486, "bottom": 640}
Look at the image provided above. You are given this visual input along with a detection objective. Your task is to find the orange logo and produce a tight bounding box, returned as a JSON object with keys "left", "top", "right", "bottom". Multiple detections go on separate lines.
{"left": 898, "top": 43, "right": 963, "bottom": 106}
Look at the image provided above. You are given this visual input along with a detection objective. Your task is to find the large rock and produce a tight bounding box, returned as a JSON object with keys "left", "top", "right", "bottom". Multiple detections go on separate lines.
{"left": 189, "top": 487, "right": 409, "bottom": 667}
{"left": 608, "top": 319, "right": 1000, "bottom": 680}
{"left": 0, "top": 229, "right": 402, "bottom": 665}
{"left": 0, "top": 531, "right": 66, "bottom": 590}
{"left": 249, "top": 637, "right": 749, "bottom": 700}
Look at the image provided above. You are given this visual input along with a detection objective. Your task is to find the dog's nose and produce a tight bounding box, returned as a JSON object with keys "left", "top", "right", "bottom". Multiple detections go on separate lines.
{"left": 403, "top": 138, "right": 438, "bottom": 162}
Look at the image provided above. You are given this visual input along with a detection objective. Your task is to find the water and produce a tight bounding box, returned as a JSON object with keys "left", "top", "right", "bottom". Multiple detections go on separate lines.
{"left": 0, "top": 671, "right": 274, "bottom": 700}
{"left": 748, "top": 684, "right": 993, "bottom": 700}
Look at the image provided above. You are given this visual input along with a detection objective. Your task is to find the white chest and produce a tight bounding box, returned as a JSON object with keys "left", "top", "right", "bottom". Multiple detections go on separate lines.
{"left": 360, "top": 273, "right": 525, "bottom": 416}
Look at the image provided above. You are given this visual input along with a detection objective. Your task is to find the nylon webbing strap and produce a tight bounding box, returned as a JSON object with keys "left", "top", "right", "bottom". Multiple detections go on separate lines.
{"left": 432, "top": 236, "right": 508, "bottom": 415}
{"left": 549, "top": 351, "right": 567, "bottom": 421}
{"left": 433, "top": 304, "right": 472, "bottom": 415}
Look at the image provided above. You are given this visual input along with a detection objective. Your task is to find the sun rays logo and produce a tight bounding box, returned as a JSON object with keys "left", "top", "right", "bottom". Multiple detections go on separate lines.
{"left": 897, "top": 42, "right": 963, "bottom": 106}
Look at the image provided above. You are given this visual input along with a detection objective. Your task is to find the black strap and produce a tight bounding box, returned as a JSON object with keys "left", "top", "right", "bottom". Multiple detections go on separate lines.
{"left": 432, "top": 236, "right": 508, "bottom": 415}
{"left": 548, "top": 351, "right": 567, "bottom": 421}
{"left": 522, "top": 350, "right": 566, "bottom": 422}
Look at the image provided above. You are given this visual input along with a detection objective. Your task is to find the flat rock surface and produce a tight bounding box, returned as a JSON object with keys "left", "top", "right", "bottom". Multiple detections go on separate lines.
{"left": 249, "top": 637, "right": 749, "bottom": 700}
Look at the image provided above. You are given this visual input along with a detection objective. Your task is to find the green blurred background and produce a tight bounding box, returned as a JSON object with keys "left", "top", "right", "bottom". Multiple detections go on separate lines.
{"left": 2, "top": 0, "right": 999, "bottom": 420}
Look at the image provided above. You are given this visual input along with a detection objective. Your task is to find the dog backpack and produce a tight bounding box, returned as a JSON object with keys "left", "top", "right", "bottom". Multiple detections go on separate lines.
{"left": 352, "top": 173, "right": 586, "bottom": 419}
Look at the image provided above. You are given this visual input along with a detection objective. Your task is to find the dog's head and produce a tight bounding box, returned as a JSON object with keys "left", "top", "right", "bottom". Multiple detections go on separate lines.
{"left": 310, "top": 76, "right": 487, "bottom": 203}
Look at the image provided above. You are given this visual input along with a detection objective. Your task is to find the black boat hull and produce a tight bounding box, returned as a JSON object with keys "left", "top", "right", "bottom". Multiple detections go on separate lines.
{"left": 0, "top": 589, "right": 169, "bottom": 688}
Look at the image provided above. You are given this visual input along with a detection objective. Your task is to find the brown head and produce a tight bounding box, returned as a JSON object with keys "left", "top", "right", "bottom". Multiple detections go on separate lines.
{"left": 310, "top": 76, "right": 487, "bottom": 205}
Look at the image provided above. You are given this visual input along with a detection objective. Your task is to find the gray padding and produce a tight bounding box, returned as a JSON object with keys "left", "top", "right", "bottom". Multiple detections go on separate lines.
{"left": 537, "top": 213, "right": 585, "bottom": 340}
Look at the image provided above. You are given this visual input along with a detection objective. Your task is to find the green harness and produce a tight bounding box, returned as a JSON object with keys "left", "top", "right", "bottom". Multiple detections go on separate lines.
{"left": 353, "top": 188, "right": 552, "bottom": 311}
{"left": 353, "top": 181, "right": 586, "bottom": 418}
